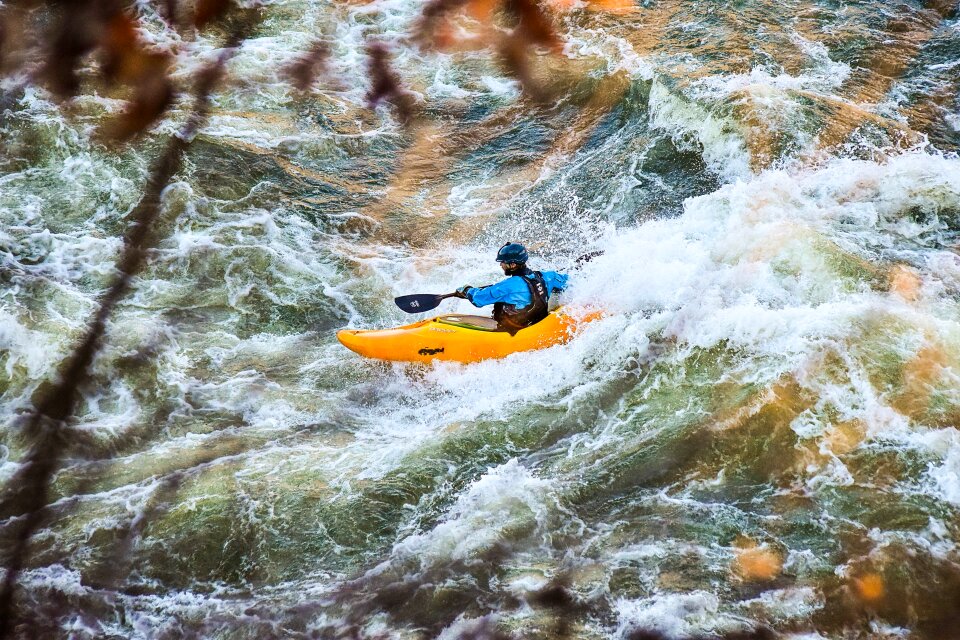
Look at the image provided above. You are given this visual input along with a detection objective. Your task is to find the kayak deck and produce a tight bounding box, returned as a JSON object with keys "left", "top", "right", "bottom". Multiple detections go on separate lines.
{"left": 337, "top": 308, "right": 600, "bottom": 363}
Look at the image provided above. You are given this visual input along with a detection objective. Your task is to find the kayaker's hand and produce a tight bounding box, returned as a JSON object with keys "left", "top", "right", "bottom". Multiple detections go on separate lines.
{"left": 453, "top": 285, "right": 471, "bottom": 299}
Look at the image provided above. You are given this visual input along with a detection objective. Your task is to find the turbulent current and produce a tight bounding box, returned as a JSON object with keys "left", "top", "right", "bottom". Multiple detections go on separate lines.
{"left": 2, "top": 0, "right": 960, "bottom": 637}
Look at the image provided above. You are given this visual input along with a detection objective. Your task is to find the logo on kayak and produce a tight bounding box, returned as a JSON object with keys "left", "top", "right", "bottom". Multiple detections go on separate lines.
{"left": 418, "top": 347, "right": 444, "bottom": 355}
{"left": 410, "top": 300, "right": 420, "bottom": 308}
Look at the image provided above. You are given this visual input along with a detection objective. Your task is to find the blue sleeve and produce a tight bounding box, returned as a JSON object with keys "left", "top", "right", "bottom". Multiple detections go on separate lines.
{"left": 466, "top": 278, "right": 530, "bottom": 307}
{"left": 541, "top": 271, "right": 568, "bottom": 293}
{"left": 464, "top": 279, "right": 517, "bottom": 307}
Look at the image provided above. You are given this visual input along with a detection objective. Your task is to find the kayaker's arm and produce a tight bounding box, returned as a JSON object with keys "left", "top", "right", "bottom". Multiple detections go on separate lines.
{"left": 460, "top": 280, "right": 517, "bottom": 307}
{"left": 460, "top": 285, "right": 491, "bottom": 307}
{"left": 461, "top": 272, "right": 568, "bottom": 307}
{"left": 455, "top": 284, "right": 488, "bottom": 302}
{"left": 542, "top": 270, "right": 568, "bottom": 293}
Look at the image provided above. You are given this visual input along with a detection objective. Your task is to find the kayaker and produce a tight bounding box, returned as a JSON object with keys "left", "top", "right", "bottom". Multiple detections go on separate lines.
{"left": 453, "top": 243, "right": 568, "bottom": 334}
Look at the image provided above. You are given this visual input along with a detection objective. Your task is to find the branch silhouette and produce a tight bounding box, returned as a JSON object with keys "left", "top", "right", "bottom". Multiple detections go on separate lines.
{"left": 0, "top": 15, "right": 256, "bottom": 637}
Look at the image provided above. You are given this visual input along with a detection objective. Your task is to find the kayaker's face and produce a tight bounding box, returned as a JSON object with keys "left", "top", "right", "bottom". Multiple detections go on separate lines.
{"left": 500, "top": 262, "right": 518, "bottom": 273}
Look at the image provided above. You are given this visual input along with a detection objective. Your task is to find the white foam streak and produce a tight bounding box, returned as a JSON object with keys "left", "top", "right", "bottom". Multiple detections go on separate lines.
{"left": 369, "top": 459, "right": 561, "bottom": 574}
{"left": 920, "top": 428, "right": 960, "bottom": 505}
{"left": 648, "top": 79, "right": 752, "bottom": 180}
{"left": 0, "top": 311, "right": 58, "bottom": 380}
{"left": 615, "top": 591, "right": 743, "bottom": 638}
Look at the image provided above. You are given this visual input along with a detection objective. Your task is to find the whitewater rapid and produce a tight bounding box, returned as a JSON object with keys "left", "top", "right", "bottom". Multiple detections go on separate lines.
{"left": 1, "top": 0, "right": 959, "bottom": 637}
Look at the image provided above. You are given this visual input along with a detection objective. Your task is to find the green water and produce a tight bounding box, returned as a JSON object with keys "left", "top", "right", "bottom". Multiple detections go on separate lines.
{"left": 1, "top": 0, "right": 960, "bottom": 638}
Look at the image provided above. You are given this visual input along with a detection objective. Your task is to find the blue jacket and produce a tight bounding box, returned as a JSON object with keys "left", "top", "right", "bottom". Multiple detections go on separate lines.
{"left": 463, "top": 270, "right": 568, "bottom": 308}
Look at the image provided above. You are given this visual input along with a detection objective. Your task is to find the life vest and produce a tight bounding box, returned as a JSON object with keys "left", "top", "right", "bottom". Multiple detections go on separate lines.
{"left": 494, "top": 270, "right": 549, "bottom": 335}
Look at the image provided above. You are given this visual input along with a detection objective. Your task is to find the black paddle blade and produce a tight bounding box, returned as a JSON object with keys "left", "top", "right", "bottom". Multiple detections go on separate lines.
{"left": 394, "top": 293, "right": 447, "bottom": 313}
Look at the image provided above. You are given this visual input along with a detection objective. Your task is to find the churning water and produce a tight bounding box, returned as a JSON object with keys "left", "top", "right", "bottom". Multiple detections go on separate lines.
{"left": 1, "top": 0, "right": 960, "bottom": 637}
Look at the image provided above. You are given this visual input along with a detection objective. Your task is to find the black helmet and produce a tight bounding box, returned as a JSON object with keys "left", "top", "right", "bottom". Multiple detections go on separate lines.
{"left": 496, "top": 242, "right": 528, "bottom": 263}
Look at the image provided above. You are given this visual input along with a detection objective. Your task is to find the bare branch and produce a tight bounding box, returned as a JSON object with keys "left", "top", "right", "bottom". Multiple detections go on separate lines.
{"left": 0, "top": 15, "right": 257, "bottom": 637}
{"left": 365, "top": 40, "right": 417, "bottom": 125}
{"left": 283, "top": 40, "right": 332, "bottom": 92}
{"left": 411, "top": 0, "right": 472, "bottom": 49}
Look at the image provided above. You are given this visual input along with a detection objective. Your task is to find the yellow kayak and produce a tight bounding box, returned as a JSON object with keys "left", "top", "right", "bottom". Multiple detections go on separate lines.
{"left": 337, "top": 308, "right": 602, "bottom": 363}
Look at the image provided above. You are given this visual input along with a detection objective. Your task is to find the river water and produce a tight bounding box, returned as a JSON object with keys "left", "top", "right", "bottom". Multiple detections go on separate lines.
{"left": 1, "top": 0, "right": 960, "bottom": 637}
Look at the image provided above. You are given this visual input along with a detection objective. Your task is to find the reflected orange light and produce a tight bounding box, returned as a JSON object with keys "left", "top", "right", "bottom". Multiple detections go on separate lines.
{"left": 853, "top": 573, "right": 885, "bottom": 602}
{"left": 466, "top": 0, "right": 498, "bottom": 22}
{"left": 584, "top": 0, "right": 637, "bottom": 13}
{"left": 733, "top": 540, "right": 782, "bottom": 581}
{"left": 544, "top": 0, "right": 636, "bottom": 12}
{"left": 889, "top": 264, "right": 921, "bottom": 302}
